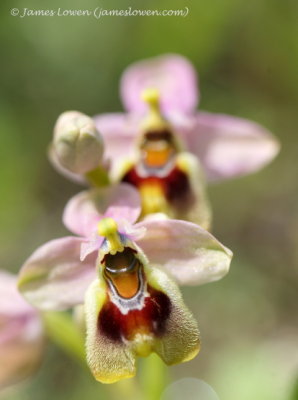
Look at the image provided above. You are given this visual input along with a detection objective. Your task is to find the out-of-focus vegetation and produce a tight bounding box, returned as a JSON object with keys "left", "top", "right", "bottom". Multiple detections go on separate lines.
{"left": 0, "top": 0, "right": 297, "bottom": 399}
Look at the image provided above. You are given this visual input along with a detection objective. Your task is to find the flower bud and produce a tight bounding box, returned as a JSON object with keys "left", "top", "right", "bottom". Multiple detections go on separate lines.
{"left": 52, "top": 111, "right": 104, "bottom": 175}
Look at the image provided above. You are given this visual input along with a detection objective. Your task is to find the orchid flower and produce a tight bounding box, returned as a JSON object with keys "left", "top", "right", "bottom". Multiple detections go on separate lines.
{"left": 94, "top": 54, "right": 280, "bottom": 184}
{"left": 115, "top": 88, "right": 212, "bottom": 228}
{"left": 18, "top": 184, "right": 232, "bottom": 383}
{"left": 0, "top": 271, "right": 44, "bottom": 389}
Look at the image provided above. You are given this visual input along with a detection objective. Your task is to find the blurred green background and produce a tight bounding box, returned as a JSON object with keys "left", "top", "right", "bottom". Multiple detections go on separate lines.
{"left": 0, "top": 0, "right": 297, "bottom": 399}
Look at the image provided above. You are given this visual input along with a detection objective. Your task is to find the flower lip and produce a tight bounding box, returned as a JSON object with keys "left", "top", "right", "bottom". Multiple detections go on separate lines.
{"left": 138, "top": 91, "right": 182, "bottom": 168}
{"left": 143, "top": 129, "right": 175, "bottom": 144}
{"left": 103, "top": 247, "right": 138, "bottom": 274}
{"left": 102, "top": 249, "right": 147, "bottom": 313}
{"left": 105, "top": 265, "right": 145, "bottom": 309}
{"left": 138, "top": 128, "right": 178, "bottom": 175}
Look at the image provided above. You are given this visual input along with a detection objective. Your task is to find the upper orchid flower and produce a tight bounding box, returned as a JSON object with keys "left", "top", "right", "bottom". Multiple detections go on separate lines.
{"left": 94, "top": 53, "right": 280, "bottom": 183}
{"left": 18, "top": 184, "right": 232, "bottom": 383}
{"left": 0, "top": 271, "right": 44, "bottom": 389}
{"left": 118, "top": 88, "right": 211, "bottom": 228}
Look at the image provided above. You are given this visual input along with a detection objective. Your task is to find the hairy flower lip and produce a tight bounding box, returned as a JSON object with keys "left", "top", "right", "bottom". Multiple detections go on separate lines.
{"left": 86, "top": 264, "right": 200, "bottom": 383}
{"left": 136, "top": 154, "right": 176, "bottom": 178}
{"left": 116, "top": 90, "right": 210, "bottom": 228}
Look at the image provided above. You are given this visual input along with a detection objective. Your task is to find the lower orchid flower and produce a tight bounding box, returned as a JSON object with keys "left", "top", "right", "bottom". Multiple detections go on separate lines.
{"left": 0, "top": 271, "right": 44, "bottom": 389}
{"left": 18, "top": 184, "right": 232, "bottom": 383}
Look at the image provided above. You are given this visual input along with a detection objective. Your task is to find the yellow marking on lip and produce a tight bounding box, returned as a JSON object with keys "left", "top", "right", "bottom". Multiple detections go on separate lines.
{"left": 132, "top": 333, "right": 153, "bottom": 357}
{"left": 139, "top": 182, "right": 168, "bottom": 215}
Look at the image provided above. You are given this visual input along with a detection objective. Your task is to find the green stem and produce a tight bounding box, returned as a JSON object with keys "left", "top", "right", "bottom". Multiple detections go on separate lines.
{"left": 139, "top": 354, "right": 169, "bottom": 400}
{"left": 110, "top": 378, "right": 141, "bottom": 400}
{"left": 85, "top": 165, "right": 110, "bottom": 187}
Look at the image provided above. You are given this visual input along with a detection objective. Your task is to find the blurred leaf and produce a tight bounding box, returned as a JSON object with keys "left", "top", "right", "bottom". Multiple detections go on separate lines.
{"left": 42, "top": 311, "right": 86, "bottom": 366}
{"left": 290, "top": 379, "right": 298, "bottom": 400}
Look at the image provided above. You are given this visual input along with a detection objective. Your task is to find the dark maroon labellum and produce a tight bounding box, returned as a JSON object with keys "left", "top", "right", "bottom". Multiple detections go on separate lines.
{"left": 122, "top": 165, "right": 192, "bottom": 205}
{"left": 98, "top": 287, "right": 171, "bottom": 343}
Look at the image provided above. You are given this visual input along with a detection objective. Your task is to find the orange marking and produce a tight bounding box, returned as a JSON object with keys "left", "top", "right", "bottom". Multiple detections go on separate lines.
{"left": 144, "top": 147, "right": 173, "bottom": 167}
{"left": 108, "top": 271, "right": 140, "bottom": 299}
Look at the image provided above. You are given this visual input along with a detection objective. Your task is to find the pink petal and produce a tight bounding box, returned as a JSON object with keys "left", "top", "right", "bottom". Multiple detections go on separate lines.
{"left": 0, "top": 271, "right": 44, "bottom": 389}
{"left": 18, "top": 237, "right": 97, "bottom": 310}
{"left": 0, "top": 271, "right": 42, "bottom": 347}
{"left": 63, "top": 184, "right": 141, "bottom": 237}
{"left": 119, "top": 221, "right": 147, "bottom": 242}
{"left": 0, "top": 271, "right": 35, "bottom": 316}
{"left": 80, "top": 235, "right": 103, "bottom": 261}
{"left": 0, "top": 314, "right": 44, "bottom": 389}
{"left": 120, "top": 54, "right": 199, "bottom": 114}
{"left": 93, "top": 113, "right": 140, "bottom": 177}
{"left": 63, "top": 193, "right": 102, "bottom": 237}
{"left": 135, "top": 218, "right": 232, "bottom": 285}
{"left": 172, "top": 111, "right": 280, "bottom": 182}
